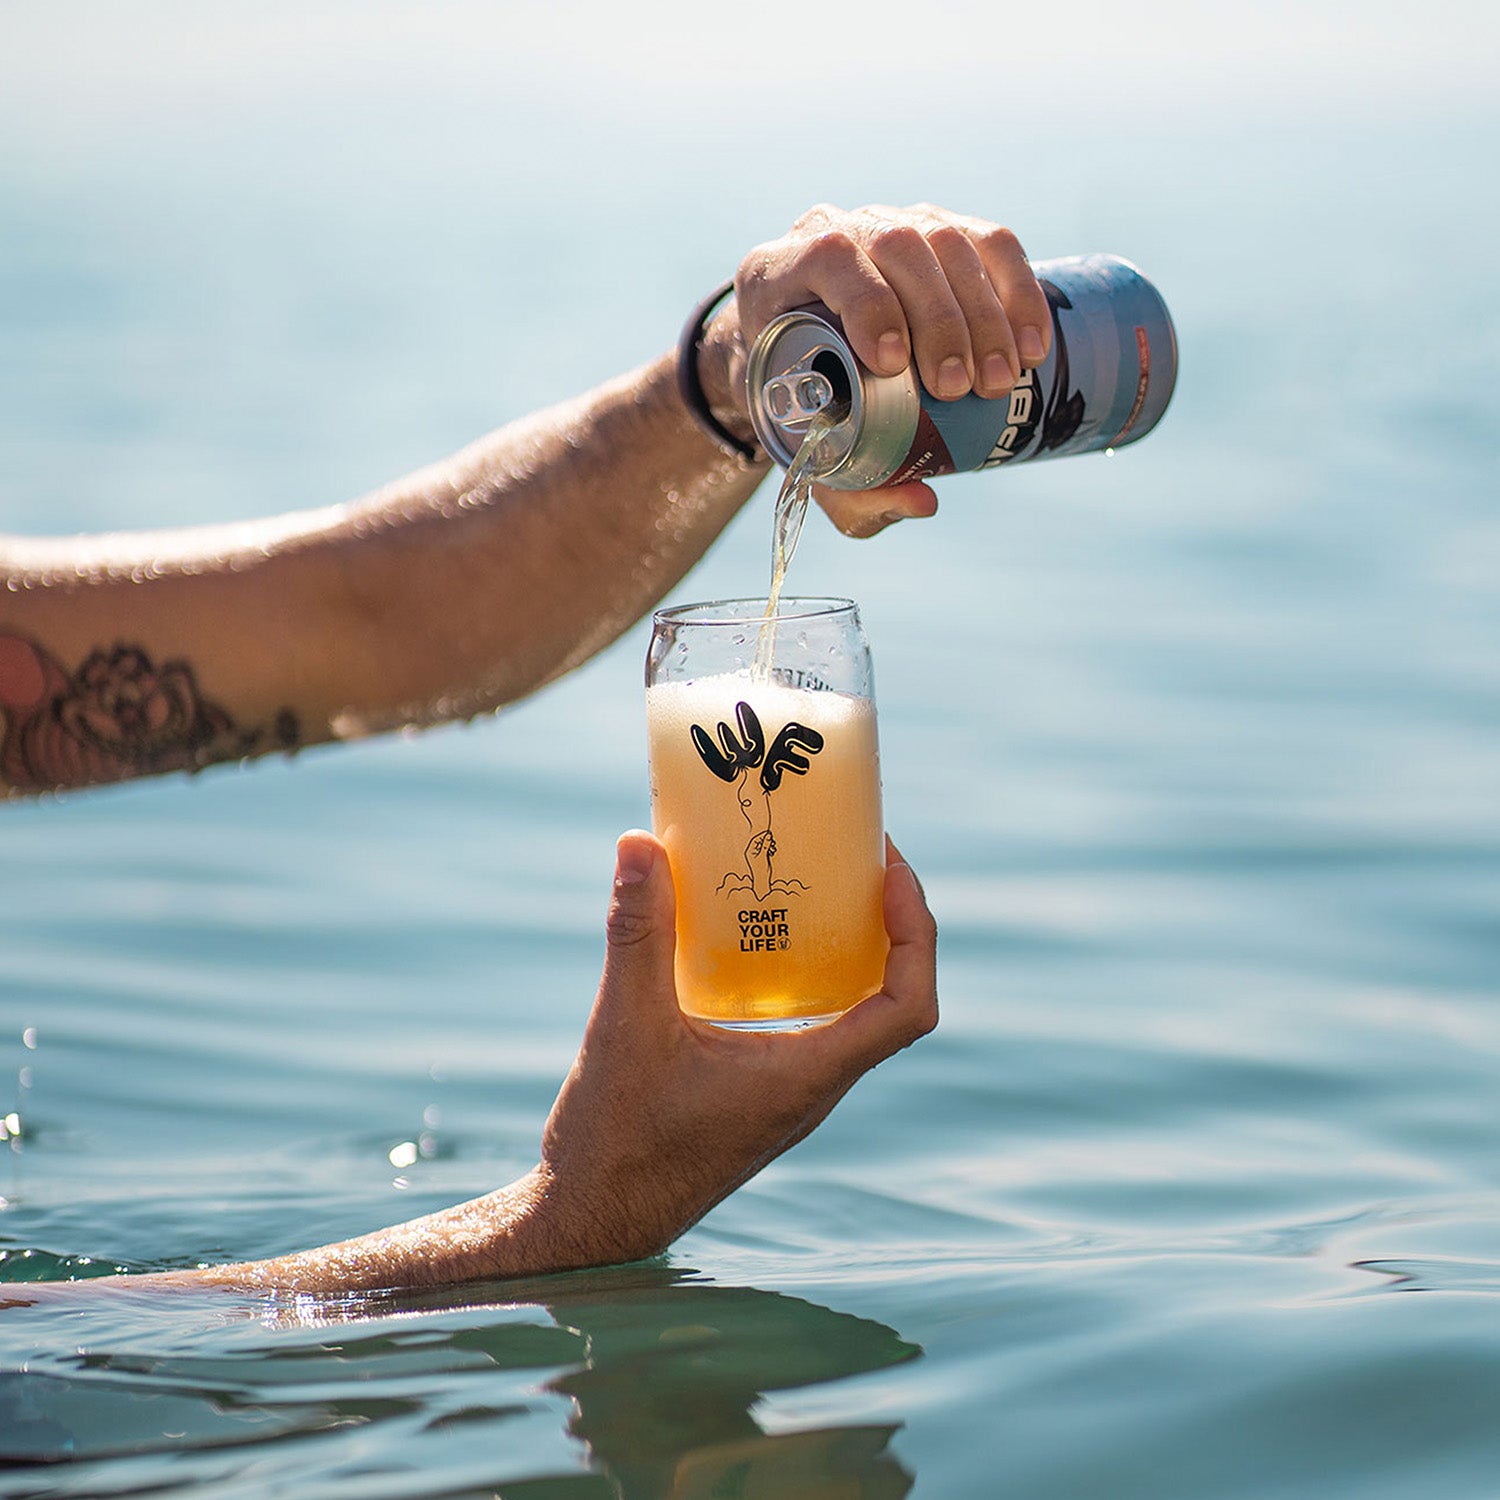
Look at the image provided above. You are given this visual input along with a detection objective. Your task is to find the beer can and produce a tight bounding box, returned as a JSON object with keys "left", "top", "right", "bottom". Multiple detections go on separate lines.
{"left": 744, "top": 253, "right": 1177, "bottom": 490}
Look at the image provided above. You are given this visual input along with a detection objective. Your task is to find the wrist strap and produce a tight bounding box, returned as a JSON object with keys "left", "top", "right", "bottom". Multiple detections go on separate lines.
{"left": 675, "top": 280, "right": 762, "bottom": 464}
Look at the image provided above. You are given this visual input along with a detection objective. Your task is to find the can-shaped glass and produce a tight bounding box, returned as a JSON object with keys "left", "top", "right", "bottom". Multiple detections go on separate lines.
{"left": 646, "top": 598, "right": 887, "bottom": 1030}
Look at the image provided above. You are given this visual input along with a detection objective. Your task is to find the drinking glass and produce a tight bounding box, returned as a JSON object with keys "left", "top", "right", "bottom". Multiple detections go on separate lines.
{"left": 646, "top": 597, "right": 887, "bottom": 1030}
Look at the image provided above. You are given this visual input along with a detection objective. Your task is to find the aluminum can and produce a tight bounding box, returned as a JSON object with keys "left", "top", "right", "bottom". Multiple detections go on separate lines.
{"left": 745, "top": 253, "right": 1177, "bottom": 489}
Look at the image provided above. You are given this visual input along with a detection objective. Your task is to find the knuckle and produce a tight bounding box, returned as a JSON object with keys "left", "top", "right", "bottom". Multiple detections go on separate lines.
{"left": 843, "top": 282, "right": 902, "bottom": 322}
{"left": 926, "top": 222, "right": 972, "bottom": 260}
{"left": 803, "top": 228, "right": 860, "bottom": 274}
{"left": 883, "top": 1000, "right": 938, "bottom": 1058}
{"left": 977, "top": 224, "right": 1025, "bottom": 262}
{"left": 792, "top": 201, "right": 842, "bottom": 231}
{"left": 824, "top": 493, "right": 888, "bottom": 538}
{"left": 605, "top": 898, "right": 657, "bottom": 949}
{"left": 868, "top": 222, "right": 927, "bottom": 261}
{"left": 736, "top": 249, "right": 775, "bottom": 288}
{"left": 919, "top": 306, "right": 970, "bottom": 351}
{"left": 814, "top": 227, "right": 859, "bottom": 258}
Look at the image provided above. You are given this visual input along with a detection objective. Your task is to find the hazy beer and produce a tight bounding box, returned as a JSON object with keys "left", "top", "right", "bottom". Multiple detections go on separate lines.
{"left": 646, "top": 599, "right": 886, "bottom": 1029}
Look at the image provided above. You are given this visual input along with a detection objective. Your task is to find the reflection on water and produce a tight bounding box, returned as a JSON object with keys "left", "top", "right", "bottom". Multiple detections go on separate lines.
{"left": 0, "top": 1266, "right": 919, "bottom": 1498}
{"left": 543, "top": 1274, "right": 915, "bottom": 1499}
{"left": 1350, "top": 1258, "right": 1500, "bottom": 1297}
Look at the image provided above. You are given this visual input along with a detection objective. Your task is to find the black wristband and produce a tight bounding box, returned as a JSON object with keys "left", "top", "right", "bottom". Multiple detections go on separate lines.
{"left": 675, "top": 280, "right": 762, "bottom": 464}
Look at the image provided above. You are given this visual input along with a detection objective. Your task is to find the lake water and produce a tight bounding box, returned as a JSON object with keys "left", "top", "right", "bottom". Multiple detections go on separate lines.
{"left": 1, "top": 9, "right": 1498, "bottom": 1495}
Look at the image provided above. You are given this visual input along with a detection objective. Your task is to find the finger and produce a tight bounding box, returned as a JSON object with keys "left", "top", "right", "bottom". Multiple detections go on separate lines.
{"left": 737, "top": 233, "right": 910, "bottom": 378}
{"left": 594, "top": 830, "right": 680, "bottom": 1028}
{"left": 959, "top": 219, "right": 1052, "bottom": 369}
{"left": 877, "top": 853, "right": 939, "bottom": 1036}
{"left": 814, "top": 481, "right": 938, "bottom": 539}
{"left": 860, "top": 222, "right": 974, "bottom": 400}
{"left": 926, "top": 224, "right": 1021, "bottom": 399}
{"left": 821, "top": 851, "right": 939, "bottom": 1065}
{"left": 883, "top": 845, "right": 935, "bottom": 951}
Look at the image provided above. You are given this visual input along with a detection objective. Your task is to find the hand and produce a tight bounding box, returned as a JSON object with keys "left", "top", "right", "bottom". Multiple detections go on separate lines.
{"left": 706, "top": 203, "right": 1053, "bottom": 537}
{"left": 535, "top": 830, "right": 938, "bottom": 1268}
{"left": 0, "top": 832, "right": 934, "bottom": 1299}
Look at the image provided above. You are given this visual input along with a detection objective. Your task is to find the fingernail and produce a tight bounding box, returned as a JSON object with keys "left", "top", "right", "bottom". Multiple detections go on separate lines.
{"left": 981, "top": 352, "right": 1015, "bottom": 392}
{"left": 1019, "top": 326, "right": 1046, "bottom": 366}
{"left": 936, "top": 357, "right": 969, "bottom": 400}
{"left": 616, "top": 835, "right": 656, "bottom": 885}
{"left": 877, "top": 330, "right": 907, "bottom": 372}
{"left": 898, "top": 859, "right": 928, "bottom": 903}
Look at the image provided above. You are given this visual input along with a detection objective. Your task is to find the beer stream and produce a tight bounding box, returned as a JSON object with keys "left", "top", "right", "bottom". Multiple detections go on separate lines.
{"left": 753, "top": 407, "right": 841, "bottom": 681}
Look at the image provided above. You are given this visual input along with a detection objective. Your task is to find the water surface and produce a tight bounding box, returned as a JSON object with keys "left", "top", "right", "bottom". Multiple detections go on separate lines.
{"left": 2, "top": 17, "right": 1498, "bottom": 1497}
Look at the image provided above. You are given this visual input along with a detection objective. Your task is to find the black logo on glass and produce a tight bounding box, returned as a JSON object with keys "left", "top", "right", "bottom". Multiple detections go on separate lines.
{"left": 690, "top": 699, "right": 824, "bottom": 903}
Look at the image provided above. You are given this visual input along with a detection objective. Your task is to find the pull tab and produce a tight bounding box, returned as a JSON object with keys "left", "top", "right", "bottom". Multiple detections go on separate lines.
{"left": 762, "top": 369, "right": 836, "bottom": 428}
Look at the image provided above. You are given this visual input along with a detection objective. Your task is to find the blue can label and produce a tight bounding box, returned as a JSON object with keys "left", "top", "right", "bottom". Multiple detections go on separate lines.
{"left": 898, "top": 254, "right": 1177, "bottom": 481}
{"left": 746, "top": 253, "right": 1176, "bottom": 490}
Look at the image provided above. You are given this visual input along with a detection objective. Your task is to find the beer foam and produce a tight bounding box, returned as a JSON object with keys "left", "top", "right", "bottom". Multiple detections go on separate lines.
{"left": 647, "top": 673, "right": 872, "bottom": 736}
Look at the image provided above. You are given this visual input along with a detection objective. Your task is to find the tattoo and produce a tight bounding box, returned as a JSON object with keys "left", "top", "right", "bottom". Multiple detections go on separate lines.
{"left": 0, "top": 634, "right": 300, "bottom": 794}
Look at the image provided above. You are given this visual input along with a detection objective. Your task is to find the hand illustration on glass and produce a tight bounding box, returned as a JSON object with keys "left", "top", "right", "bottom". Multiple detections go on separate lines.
{"left": 689, "top": 698, "right": 827, "bottom": 901}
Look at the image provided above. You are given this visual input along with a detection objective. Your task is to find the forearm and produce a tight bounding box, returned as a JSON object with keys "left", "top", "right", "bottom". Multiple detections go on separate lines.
{"left": 130, "top": 1166, "right": 611, "bottom": 1296}
{"left": 28, "top": 832, "right": 934, "bottom": 1306}
{"left": 0, "top": 340, "right": 767, "bottom": 796}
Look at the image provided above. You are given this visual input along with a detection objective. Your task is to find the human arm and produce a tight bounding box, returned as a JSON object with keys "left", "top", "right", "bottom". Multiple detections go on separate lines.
{"left": 0, "top": 203, "right": 1048, "bottom": 796}
{"left": 0, "top": 354, "right": 767, "bottom": 794}
{"left": 118, "top": 829, "right": 937, "bottom": 1294}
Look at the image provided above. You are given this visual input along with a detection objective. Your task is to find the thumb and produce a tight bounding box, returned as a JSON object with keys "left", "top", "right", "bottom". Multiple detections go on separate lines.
{"left": 597, "top": 829, "right": 680, "bottom": 1023}
{"left": 814, "top": 480, "right": 938, "bottom": 539}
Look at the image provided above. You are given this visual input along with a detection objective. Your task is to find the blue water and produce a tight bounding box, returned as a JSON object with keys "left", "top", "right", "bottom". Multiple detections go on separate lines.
{"left": 2, "top": 10, "right": 1499, "bottom": 1496}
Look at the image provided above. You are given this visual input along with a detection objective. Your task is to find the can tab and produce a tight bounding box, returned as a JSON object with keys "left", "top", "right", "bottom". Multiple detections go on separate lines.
{"left": 762, "top": 368, "right": 838, "bottom": 429}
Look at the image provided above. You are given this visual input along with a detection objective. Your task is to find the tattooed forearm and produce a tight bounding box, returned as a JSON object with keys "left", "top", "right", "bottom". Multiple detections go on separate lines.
{"left": 0, "top": 633, "right": 299, "bottom": 795}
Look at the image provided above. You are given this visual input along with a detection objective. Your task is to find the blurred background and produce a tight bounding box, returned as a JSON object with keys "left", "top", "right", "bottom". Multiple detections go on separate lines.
{"left": 1, "top": 3, "right": 1498, "bottom": 1496}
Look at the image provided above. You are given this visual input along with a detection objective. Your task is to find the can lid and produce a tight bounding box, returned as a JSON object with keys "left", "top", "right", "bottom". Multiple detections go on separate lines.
{"left": 745, "top": 307, "right": 863, "bottom": 475}
{"left": 747, "top": 307, "right": 930, "bottom": 489}
{"left": 746, "top": 306, "right": 925, "bottom": 488}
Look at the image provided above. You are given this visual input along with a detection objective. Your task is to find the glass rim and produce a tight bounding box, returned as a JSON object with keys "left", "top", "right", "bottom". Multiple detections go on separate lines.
{"left": 651, "top": 596, "right": 858, "bottom": 628}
